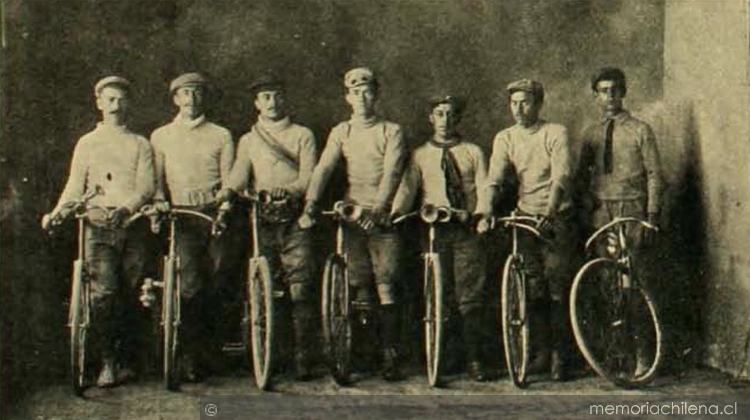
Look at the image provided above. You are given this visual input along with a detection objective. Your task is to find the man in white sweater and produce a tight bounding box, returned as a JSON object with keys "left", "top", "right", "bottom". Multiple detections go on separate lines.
{"left": 298, "top": 67, "right": 407, "bottom": 381}
{"left": 150, "top": 72, "right": 235, "bottom": 383}
{"left": 43, "top": 76, "right": 155, "bottom": 387}
{"left": 225, "top": 75, "right": 318, "bottom": 380}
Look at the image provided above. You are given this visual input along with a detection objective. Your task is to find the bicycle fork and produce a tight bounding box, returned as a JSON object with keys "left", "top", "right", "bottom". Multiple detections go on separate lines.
{"left": 510, "top": 221, "right": 528, "bottom": 328}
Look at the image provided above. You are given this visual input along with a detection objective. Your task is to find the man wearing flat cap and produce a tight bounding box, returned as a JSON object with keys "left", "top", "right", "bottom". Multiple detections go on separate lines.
{"left": 150, "top": 72, "right": 235, "bottom": 383}
{"left": 392, "top": 95, "right": 492, "bottom": 381}
{"left": 298, "top": 67, "right": 407, "bottom": 381}
{"left": 578, "top": 67, "right": 664, "bottom": 377}
{"left": 225, "top": 75, "right": 319, "bottom": 380}
{"left": 478, "top": 79, "right": 577, "bottom": 381}
{"left": 42, "top": 76, "right": 156, "bottom": 387}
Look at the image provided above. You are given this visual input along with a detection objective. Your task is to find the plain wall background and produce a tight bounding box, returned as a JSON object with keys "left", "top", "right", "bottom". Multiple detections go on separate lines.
{"left": 665, "top": 0, "right": 750, "bottom": 377}
{"left": 1, "top": 0, "right": 671, "bottom": 407}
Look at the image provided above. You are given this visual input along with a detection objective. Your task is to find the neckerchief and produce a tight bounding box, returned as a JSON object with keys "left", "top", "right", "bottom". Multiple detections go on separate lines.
{"left": 429, "top": 137, "right": 466, "bottom": 210}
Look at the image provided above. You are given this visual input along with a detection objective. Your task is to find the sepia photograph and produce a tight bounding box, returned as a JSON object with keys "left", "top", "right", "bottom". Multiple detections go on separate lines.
{"left": 1, "top": 0, "right": 749, "bottom": 418}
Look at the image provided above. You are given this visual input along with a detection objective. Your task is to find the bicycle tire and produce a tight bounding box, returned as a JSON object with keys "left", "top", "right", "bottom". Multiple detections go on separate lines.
{"left": 424, "top": 253, "right": 444, "bottom": 387}
{"left": 570, "top": 257, "right": 663, "bottom": 388}
{"left": 162, "top": 256, "right": 180, "bottom": 391}
{"left": 322, "top": 255, "right": 351, "bottom": 385}
{"left": 249, "top": 256, "right": 274, "bottom": 390}
{"left": 69, "top": 259, "right": 87, "bottom": 396}
{"left": 501, "top": 255, "right": 530, "bottom": 388}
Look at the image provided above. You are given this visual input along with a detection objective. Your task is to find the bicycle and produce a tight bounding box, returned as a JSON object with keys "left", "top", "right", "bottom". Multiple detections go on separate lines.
{"left": 44, "top": 186, "right": 148, "bottom": 396}
{"left": 235, "top": 190, "right": 287, "bottom": 391}
{"left": 139, "top": 204, "right": 226, "bottom": 391}
{"left": 493, "top": 211, "right": 550, "bottom": 388}
{"left": 393, "top": 204, "right": 469, "bottom": 387}
{"left": 569, "top": 217, "right": 662, "bottom": 388}
{"left": 319, "top": 201, "right": 379, "bottom": 385}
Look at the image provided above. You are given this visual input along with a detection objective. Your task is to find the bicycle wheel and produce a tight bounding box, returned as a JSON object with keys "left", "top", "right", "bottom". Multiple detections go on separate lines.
{"left": 501, "top": 255, "right": 530, "bottom": 388}
{"left": 570, "top": 258, "right": 663, "bottom": 388}
{"left": 321, "top": 255, "right": 351, "bottom": 385}
{"left": 162, "top": 256, "right": 180, "bottom": 391}
{"left": 424, "top": 253, "right": 444, "bottom": 387}
{"left": 69, "top": 259, "right": 88, "bottom": 396}
{"left": 248, "top": 256, "right": 274, "bottom": 390}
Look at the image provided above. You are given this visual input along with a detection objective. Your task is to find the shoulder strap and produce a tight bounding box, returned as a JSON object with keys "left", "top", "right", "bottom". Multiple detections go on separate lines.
{"left": 253, "top": 125, "right": 299, "bottom": 171}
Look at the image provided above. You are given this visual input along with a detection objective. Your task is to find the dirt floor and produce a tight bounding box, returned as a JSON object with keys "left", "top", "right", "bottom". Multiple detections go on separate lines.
{"left": 7, "top": 367, "right": 749, "bottom": 420}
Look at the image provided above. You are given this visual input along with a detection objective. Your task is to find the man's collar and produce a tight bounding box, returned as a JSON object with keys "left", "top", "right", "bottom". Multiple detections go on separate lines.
{"left": 430, "top": 135, "right": 462, "bottom": 148}
{"left": 96, "top": 121, "right": 129, "bottom": 133}
{"left": 515, "top": 119, "right": 544, "bottom": 134}
{"left": 603, "top": 109, "right": 630, "bottom": 123}
{"left": 173, "top": 114, "right": 206, "bottom": 129}
{"left": 257, "top": 115, "right": 291, "bottom": 132}
{"left": 349, "top": 114, "right": 379, "bottom": 128}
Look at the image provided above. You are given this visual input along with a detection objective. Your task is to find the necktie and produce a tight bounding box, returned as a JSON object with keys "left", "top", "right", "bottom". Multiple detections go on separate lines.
{"left": 603, "top": 118, "right": 615, "bottom": 174}
{"left": 430, "top": 139, "right": 466, "bottom": 210}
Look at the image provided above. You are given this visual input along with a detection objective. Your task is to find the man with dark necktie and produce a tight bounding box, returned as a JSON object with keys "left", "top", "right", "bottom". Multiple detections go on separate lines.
{"left": 577, "top": 68, "right": 664, "bottom": 377}
{"left": 478, "top": 79, "right": 577, "bottom": 381}
{"left": 578, "top": 67, "right": 663, "bottom": 244}
{"left": 392, "top": 95, "right": 490, "bottom": 381}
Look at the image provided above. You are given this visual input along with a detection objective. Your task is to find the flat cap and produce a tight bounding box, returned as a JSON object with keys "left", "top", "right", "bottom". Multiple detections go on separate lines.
{"left": 94, "top": 76, "right": 131, "bottom": 96}
{"left": 169, "top": 72, "right": 207, "bottom": 94}
{"left": 507, "top": 78, "right": 544, "bottom": 102}
{"left": 249, "top": 74, "right": 285, "bottom": 95}
{"left": 344, "top": 67, "right": 376, "bottom": 89}
{"left": 428, "top": 95, "right": 465, "bottom": 115}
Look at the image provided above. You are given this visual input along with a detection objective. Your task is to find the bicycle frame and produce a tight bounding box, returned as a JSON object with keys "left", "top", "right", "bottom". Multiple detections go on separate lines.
{"left": 584, "top": 217, "right": 658, "bottom": 289}
{"left": 53, "top": 186, "right": 150, "bottom": 395}
{"left": 495, "top": 211, "right": 548, "bottom": 388}
{"left": 319, "top": 200, "right": 376, "bottom": 384}
{"left": 238, "top": 190, "right": 285, "bottom": 390}
{"left": 417, "top": 205, "right": 461, "bottom": 386}
{"left": 138, "top": 206, "right": 220, "bottom": 389}
{"left": 571, "top": 216, "right": 662, "bottom": 387}
{"left": 322, "top": 201, "right": 360, "bottom": 315}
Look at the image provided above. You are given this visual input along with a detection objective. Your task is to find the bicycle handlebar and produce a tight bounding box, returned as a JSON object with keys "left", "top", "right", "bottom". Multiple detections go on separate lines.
{"left": 391, "top": 204, "right": 470, "bottom": 225}
{"left": 146, "top": 206, "right": 226, "bottom": 236}
{"left": 321, "top": 201, "right": 372, "bottom": 223}
{"left": 237, "top": 189, "right": 288, "bottom": 205}
{"left": 584, "top": 217, "right": 658, "bottom": 252}
{"left": 496, "top": 216, "right": 551, "bottom": 244}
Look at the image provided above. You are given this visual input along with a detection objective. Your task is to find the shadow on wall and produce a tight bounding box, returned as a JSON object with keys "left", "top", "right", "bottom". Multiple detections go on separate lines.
{"left": 637, "top": 99, "right": 708, "bottom": 374}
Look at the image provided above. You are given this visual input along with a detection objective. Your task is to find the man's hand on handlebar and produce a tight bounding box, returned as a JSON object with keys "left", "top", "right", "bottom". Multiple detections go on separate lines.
{"left": 359, "top": 204, "right": 389, "bottom": 230}
{"left": 153, "top": 200, "right": 171, "bottom": 213}
{"left": 476, "top": 214, "right": 495, "bottom": 234}
{"left": 107, "top": 207, "right": 131, "bottom": 228}
{"left": 215, "top": 188, "right": 236, "bottom": 205}
{"left": 42, "top": 208, "right": 73, "bottom": 231}
{"left": 536, "top": 215, "right": 555, "bottom": 238}
{"left": 642, "top": 212, "right": 660, "bottom": 246}
{"left": 270, "top": 187, "right": 289, "bottom": 201}
{"left": 297, "top": 202, "right": 317, "bottom": 230}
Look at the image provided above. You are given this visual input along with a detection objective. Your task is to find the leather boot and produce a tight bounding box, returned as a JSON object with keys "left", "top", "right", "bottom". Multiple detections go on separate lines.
{"left": 350, "top": 304, "right": 376, "bottom": 372}
{"left": 180, "top": 298, "right": 206, "bottom": 383}
{"left": 463, "top": 309, "right": 488, "bottom": 382}
{"left": 379, "top": 304, "right": 404, "bottom": 381}
{"left": 549, "top": 299, "right": 568, "bottom": 381}
{"left": 292, "top": 303, "right": 316, "bottom": 381}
